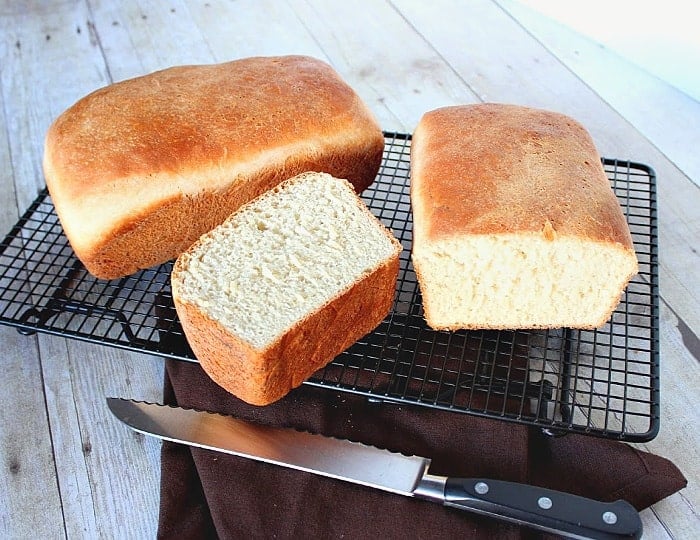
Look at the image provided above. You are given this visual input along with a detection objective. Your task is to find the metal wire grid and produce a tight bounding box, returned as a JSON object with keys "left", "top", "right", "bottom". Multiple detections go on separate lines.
{"left": 0, "top": 133, "right": 659, "bottom": 441}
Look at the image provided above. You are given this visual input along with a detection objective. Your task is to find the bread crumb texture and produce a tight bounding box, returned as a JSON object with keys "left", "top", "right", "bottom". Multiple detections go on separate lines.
{"left": 413, "top": 234, "right": 637, "bottom": 330}
{"left": 173, "top": 172, "right": 398, "bottom": 349}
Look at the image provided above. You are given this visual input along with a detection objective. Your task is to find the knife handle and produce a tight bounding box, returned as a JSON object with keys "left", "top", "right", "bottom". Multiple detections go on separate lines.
{"left": 443, "top": 478, "right": 642, "bottom": 540}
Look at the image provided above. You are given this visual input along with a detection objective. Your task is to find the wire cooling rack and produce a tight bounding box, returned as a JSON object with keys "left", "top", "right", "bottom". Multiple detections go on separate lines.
{"left": 0, "top": 132, "right": 659, "bottom": 441}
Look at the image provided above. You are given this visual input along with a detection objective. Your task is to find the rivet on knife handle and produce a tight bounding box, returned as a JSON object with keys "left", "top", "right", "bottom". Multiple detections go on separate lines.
{"left": 427, "top": 477, "right": 642, "bottom": 539}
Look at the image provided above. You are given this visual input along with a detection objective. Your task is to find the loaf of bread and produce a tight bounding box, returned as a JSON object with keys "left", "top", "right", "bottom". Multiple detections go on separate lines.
{"left": 410, "top": 103, "right": 638, "bottom": 330}
{"left": 43, "top": 55, "right": 384, "bottom": 279}
{"left": 171, "top": 172, "right": 402, "bottom": 405}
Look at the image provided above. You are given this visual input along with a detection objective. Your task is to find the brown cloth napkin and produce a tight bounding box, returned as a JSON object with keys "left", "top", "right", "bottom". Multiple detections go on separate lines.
{"left": 157, "top": 360, "right": 686, "bottom": 539}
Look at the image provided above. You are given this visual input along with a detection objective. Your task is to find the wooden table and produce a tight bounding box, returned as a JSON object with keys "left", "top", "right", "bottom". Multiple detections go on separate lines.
{"left": 1, "top": 1, "right": 697, "bottom": 537}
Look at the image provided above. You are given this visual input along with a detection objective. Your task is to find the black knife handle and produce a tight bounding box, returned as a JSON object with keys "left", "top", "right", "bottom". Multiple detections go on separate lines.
{"left": 444, "top": 478, "right": 642, "bottom": 540}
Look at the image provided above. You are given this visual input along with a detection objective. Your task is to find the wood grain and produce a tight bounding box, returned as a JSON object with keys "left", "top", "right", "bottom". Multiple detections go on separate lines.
{"left": 1, "top": 1, "right": 162, "bottom": 536}
{"left": 501, "top": 0, "right": 700, "bottom": 189}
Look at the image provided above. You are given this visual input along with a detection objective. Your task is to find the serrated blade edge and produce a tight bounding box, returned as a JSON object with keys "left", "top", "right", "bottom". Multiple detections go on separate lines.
{"left": 107, "top": 398, "right": 430, "bottom": 496}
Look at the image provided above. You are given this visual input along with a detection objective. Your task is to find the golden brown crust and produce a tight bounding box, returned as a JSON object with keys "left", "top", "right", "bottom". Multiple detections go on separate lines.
{"left": 173, "top": 253, "right": 400, "bottom": 406}
{"left": 410, "top": 103, "right": 634, "bottom": 250}
{"left": 43, "top": 55, "right": 384, "bottom": 279}
{"left": 73, "top": 145, "right": 382, "bottom": 278}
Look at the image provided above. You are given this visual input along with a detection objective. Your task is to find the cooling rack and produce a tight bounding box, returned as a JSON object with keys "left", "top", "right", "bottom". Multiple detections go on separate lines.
{"left": 0, "top": 132, "right": 659, "bottom": 441}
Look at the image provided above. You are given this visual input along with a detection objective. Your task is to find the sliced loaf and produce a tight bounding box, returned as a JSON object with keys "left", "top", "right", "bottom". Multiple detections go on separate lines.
{"left": 410, "top": 104, "right": 638, "bottom": 330}
{"left": 171, "top": 172, "right": 402, "bottom": 405}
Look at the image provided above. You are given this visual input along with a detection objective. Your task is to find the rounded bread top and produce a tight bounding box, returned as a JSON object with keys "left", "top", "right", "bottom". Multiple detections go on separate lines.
{"left": 44, "top": 55, "right": 375, "bottom": 198}
{"left": 410, "top": 103, "right": 634, "bottom": 250}
{"left": 42, "top": 55, "right": 381, "bottom": 254}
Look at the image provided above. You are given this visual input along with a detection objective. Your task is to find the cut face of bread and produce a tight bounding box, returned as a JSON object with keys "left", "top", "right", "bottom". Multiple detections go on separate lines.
{"left": 172, "top": 172, "right": 401, "bottom": 405}
{"left": 410, "top": 104, "right": 638, "bottom": 330}
{"left": 412, "top": 234, "right": 638, "bottom": 330}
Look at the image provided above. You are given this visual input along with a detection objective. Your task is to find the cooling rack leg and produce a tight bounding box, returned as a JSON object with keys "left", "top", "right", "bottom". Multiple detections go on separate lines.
{"left": 16, "top": 258, "right": 85, "bottom": 333}
{"left": 559, "top": 328, "right": 575, "bottom": 423}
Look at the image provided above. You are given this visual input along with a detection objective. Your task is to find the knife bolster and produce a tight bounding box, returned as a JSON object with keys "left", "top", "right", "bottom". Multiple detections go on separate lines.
{"left": 413, "top": 472, "right": 447, "bottom": 502}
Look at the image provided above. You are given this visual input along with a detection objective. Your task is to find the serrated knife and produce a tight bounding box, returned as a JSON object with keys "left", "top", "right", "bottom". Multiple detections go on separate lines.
{"left": 107, "top": 398, "right": 642, "bottom": 539}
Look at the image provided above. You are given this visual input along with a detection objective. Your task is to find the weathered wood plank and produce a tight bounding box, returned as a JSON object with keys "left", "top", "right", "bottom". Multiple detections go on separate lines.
{"left": 640, "top": 507, "right": 674, "bottom": 540}
{"left": 183, "top": 0, "right": 323, "bottom": 61}
{"left": 0, "top": 3, "right": 94, "bottom": 537}
{"left": 0, "top": 0, "right": 109, "bottom": 209}
{"left": 58, "top": 339, "right": 163, "bottom": 538}
{"left": 0, "top": 326, "right": 64, "bottom": 539}
{"left": 631, "top": 303, "right": 700, "bottom": 539}
{"left": 87, "top": 0, "right": 214, "bottom": 80}
{"left": 288, "top": 0, "right": 479, "bottom": 131}
{"left": 1, "top": 0, "right": 163, "bottom": 537}
{"left": 499, "top": 0, "right": 700, "bottom": 189}
{"left": 36, "top": 335, "right": 99, "bottom": 539}
{"left": 37, "top": 333, "right": 164, "bottom": 538}
{"left": 0, "top": 78, "right": 19, "bottom": 238}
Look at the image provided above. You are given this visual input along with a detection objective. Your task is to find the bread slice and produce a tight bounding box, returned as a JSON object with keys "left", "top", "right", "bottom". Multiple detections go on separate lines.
{"left": 43, "top": 55, "right": 384, "bottom": 279}
{"left": 171, "top": 172, "right": 402, "bottom": 405}
{"left": 410, "top": 104, "right": 638, "bottom": 330}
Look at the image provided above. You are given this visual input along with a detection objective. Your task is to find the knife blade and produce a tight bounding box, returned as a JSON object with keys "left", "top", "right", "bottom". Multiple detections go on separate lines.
{"left": 107, "top": 398, "right": 642, "bottom": 540}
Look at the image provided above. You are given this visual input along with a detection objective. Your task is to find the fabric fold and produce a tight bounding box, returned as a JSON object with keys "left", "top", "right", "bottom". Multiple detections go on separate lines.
{"left": 158, "top": 360, "right": 686, "bottom": 539}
